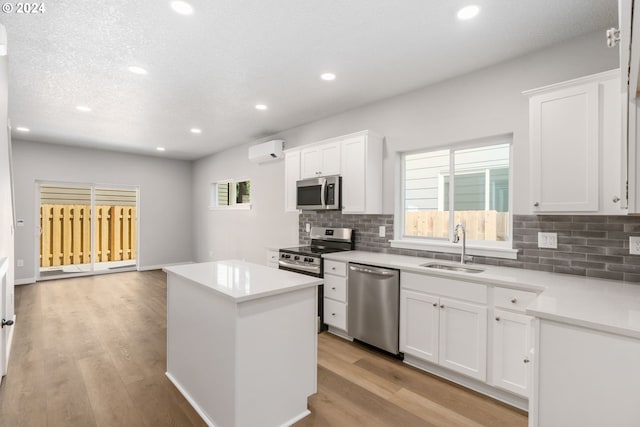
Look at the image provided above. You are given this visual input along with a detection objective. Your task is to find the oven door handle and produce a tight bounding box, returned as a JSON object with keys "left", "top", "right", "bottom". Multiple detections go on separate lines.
{"left": 320, "top": 177, "right": 327, "bottom": 208}
{"left": 278, "top": 259, "right": 321, "bottom": 274}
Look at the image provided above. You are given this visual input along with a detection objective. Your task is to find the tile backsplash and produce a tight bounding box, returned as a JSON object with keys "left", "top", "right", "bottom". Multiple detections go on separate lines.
{"left": 299, "top": 212, "right": 640, "bottom": 282}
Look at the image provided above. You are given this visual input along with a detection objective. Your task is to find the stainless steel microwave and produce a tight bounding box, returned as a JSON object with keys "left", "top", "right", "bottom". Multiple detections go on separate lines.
{"left": 296, "top": 175, "right": 341, "bottom": 210}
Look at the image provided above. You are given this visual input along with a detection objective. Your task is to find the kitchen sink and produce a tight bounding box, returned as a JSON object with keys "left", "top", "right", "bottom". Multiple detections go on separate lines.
{"left": 420, "top": 263, "right": 484, "bottom": 274}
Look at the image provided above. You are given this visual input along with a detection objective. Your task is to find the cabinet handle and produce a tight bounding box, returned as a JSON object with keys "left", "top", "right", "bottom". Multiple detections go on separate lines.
{"left": 510, "top": 298, "right": 518, "bottom": 304}
{"left": 613, "top": 196, "right": 621, "bottom": 203}
{"left": 524, "top": 357, "right": 530, "bottom": 364}
{"left": 331, "top": 313, "right": 336, "bottom": 316}
{"left": 495, "top": 316, "right": 501, "bottom": 321}
{"left": 432, "top": 302, "right": 437, "bottom": 307}
{"left": 533, "top": 202, "right": 539, "bottom": 207}
{"left": 331, "top": 267, "right": 336, "bottom": 271}
{"left": 439, "top": 304, "right": 445, "bottom": 309}
{"left": 331, "top": 287, "right": 336, "bottom": 290}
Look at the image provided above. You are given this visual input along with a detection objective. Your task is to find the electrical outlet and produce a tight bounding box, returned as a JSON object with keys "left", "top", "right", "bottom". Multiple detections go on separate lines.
{"left": 16, "top": 259, "right": 24, "bottom": 267}
{"left": 630, "top": 236, "right": 640, "bottom": 255}
{"left": 305, "top": 223, "right": 311, "bottom": 233}
{"left": 538, "top": 232, "right": 558, "bottom": 249}
{"left": 379, "top": 226, "right": 386, "bottom": 237}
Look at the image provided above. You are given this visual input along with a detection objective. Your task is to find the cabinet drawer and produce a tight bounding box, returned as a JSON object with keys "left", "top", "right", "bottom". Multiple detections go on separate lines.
{"left": 494, "top": 287, "right": 537, "bottom": 312}
{"left": 401, "top": 272, "right": 487, "bottom": 304}
{"left": 325, "top": 260, "right": 346, "bottom": 277}
{"left": 324, "top": 274, "right": 347, "bottom": 302}
{"left": 324, "top": 299, "right": 347, "bottom": 330}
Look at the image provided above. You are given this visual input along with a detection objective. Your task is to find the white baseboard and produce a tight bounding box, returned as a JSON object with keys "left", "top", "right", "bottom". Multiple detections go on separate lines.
{"left": 403, "top": 355, "right": 529, "bottom": 412}
{"left": 280, "top": 409, "right": 311, "bottom": 427}
{"left": 166, "top": 371, "right": 214, "bottom": 427}
{"left": 14, "top": 277, "right": 35, "bottom": 285}
{"left": 138, "top": 261, "right": 193, "bottom": 272}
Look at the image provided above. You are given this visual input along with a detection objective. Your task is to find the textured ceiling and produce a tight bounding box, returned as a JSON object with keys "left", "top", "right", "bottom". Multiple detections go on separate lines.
{"left": 1, "top": 0, "right": 617, "bottom": 160}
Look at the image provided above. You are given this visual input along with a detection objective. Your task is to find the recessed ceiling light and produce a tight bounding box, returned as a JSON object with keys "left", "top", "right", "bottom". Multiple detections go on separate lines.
{"left": 320, "top": 73, "right": 336, "bottom": 81}
{"left": 76, "top": 105, "right": 91, "bottom": 112}
{"left": 457, "top": 5, "right": 480, "bottom": 20}
{"left": 16, "top": 126, "right": 30, "bottom": 132}
{"left": 128, "top": 65, "right": 148, "bottom": 75}
{"left": 170, "top": 1, "right": 194, "bottom": 15}
{"left": 255, "top": 104, "right": 268, "bottom": 111}
{"left": 156, "top": 147, "right": 166, "bottom": 152}
{"left": 190, "top": 128, "right": 202, "bottom": 134}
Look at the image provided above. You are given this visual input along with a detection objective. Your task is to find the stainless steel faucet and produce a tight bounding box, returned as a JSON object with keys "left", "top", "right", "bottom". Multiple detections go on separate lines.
{"left": 453, "top": 223, "right": 466, "bottom": 264}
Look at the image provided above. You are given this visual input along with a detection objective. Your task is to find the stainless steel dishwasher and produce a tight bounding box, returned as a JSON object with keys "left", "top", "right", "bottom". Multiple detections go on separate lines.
{"left": 347, "top": 263, "right": 400, "bottom": 354}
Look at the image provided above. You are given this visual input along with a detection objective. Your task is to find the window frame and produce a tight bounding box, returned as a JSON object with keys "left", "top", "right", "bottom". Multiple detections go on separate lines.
{"left": 209, "top": 178, "right": 252, "bottom": 210}
{"left": 391, "top": 135, "right": 517, "bottom": 260}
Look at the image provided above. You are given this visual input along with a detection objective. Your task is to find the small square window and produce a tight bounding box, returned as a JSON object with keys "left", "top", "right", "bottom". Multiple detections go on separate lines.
{"left": 211, "top": 179, "right": 251, "bottom": 209}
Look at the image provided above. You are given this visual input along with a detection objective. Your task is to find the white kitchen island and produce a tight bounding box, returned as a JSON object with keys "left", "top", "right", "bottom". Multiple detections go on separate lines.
{"left": 163, "top": 260, "right": 323, "bottom": 427}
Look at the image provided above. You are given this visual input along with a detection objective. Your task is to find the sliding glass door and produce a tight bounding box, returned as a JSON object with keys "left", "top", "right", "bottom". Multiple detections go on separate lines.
{"left": 37, "top": 182, "right": 138, "bottom": 280}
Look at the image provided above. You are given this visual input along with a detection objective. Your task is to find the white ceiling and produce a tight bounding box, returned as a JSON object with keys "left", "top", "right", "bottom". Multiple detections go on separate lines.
{"left": 2, "top": 0, "right": 617, "bottom": 160}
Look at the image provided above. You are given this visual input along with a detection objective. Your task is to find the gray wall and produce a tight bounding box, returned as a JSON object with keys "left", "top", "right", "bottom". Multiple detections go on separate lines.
{"left": 12, "top": 140, "right": 193, "bottom": 282}
{"left": 192, "top": 143, "right": 299, "bottom": 264}
{"left": 193, "top": 30, "right": 619, "bottom": 264}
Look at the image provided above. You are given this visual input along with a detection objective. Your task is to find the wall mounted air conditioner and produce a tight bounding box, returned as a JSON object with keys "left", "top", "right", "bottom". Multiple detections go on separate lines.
{"left": 248, "top": 139, "right": 284, "bottom": 163}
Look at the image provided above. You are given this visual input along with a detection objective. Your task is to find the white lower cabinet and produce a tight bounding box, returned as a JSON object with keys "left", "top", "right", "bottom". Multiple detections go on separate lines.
{"left": 323, "top": 261, "right": 348, "bottom": 333}
{"left": 491, "top": 309, "right": 532, "bottom": 397}
{"left": 400, "top": 289, "right": 488, "bottom": 381}
{"left": 324, "top": 295, "right": 347, "bottom": 330}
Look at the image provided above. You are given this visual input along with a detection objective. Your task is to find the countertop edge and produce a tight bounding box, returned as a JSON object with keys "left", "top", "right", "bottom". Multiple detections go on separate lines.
{"left": 164, "top": 264, "right": 323, "bottom": 303}
{"left": 323, "top": 251, "right": 640, "bottom": 339}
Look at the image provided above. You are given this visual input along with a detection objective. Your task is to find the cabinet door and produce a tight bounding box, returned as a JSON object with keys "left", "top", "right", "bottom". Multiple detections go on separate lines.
{"left": 284, "top": 150, "right": 300, "bottom": 212}
{"left": 530, "top": 82, "right": 599, "bottom": 212}
{"left": 400, "top": 290, "right": 439, "bottom": 363}
{"left": 300, "top": 147, "right": 322, "bottom": 179}
{"left": 300, "top": 142, "right": 341, "bottom": 178}
{"left": 491, "top": 309, "right": 532, "bottom": 397}
{"left": 341, "top": 135, "right": 366, "bottom": 213}
{"left": 320, "top": 142, "right": 341, "bottom": 176}
{"left": 438, "top": 297, "right": 487, "bottom": 381}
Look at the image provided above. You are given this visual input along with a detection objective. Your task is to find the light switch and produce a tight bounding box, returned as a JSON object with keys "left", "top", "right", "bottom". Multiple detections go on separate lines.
{"left": 630, "top": 236, "right": 640, "bottom": 255}
{"left": 379, "top": 226, "right": 386, "bottom": 237}
{"left": 305, "top": 223, "right": 311, "bottom": 233}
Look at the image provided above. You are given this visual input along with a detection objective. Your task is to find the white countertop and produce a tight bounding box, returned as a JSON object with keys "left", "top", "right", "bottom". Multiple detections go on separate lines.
{"left": 323, "top": 251, "right": 640, "bottom": 339}
{"left": 164, "top": 260, "right": 323, "bottom": 303}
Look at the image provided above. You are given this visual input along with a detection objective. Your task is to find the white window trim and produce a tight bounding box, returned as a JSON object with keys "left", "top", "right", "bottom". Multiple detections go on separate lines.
{"left": 394, "top": 134, "right": 516, "bottom": 260}
{"left": 209, "top": 178, "right": 252, "bottom": 210}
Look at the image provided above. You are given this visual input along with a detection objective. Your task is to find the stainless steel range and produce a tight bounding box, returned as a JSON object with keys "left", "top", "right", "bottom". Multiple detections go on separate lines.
{"left": 279, "top": 227, "right": 354, "bottom": 330}
{"left": 278, "top": 227, "right": 354, "bottom": 277}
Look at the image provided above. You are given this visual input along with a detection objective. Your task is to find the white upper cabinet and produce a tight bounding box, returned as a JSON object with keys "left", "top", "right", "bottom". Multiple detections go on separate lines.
{"left": 619, "top": 0, "right": 640, "bottom": 213}
{"left": 300, "top": 141, "right": 341, "bottom": 179}
{"left": 341, "top": 132, "right": 383, "bottom": 214}
{"left": 525, "top": 70, "right": 623, "bottom": 214}
{"left": 284, "top": 130, "right": 385, "bottom": 214}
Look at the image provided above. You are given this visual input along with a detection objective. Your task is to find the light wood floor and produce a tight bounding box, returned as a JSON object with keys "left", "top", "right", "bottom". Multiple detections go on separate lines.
{"left": 0, "top": 271, "right": 526, "bottom": 427}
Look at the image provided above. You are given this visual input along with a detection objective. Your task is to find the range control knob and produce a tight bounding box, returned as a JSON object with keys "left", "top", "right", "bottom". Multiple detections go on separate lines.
{"left": 294, "top": 256, "right": 300, "bottom": 261}
{"left": 305, "top": 257, "right": 313, "bottom": 262}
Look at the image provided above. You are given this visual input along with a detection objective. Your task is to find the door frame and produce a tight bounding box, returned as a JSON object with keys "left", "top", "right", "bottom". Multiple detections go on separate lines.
{"left": 34, "top": 180, "right": 140, "bottom": 281}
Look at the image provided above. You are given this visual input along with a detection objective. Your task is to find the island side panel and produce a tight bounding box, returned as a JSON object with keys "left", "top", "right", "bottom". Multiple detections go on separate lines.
{"left": 166, "top": 272, "right": 237, "bottom": 427}
{"left": 235, "top": 286, "right": 317, "bottom": 427}
{"left": 535, "top": 319, "right": 640, "bottom": 427}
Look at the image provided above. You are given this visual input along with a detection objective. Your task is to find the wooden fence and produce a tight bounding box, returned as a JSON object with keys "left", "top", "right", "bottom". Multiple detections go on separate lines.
{"left": 405, "top": 210, "right": 509, "bottom": 241}
{"left": 40, "top": 204, "right": 137, "bottom": 267}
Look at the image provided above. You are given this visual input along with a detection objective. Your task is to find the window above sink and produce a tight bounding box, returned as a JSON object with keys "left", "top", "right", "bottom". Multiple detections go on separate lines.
{"left": 391, "top": 134, "right": 518, "bottom": 260}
